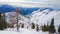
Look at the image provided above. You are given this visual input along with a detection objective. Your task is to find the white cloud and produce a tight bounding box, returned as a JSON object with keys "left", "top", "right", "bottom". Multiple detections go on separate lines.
{"left": 0, "top": 0, "right": 60, "bottom": 8}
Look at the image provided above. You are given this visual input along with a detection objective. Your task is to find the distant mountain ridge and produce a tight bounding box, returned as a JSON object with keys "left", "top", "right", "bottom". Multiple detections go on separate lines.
{"left": 0, "top": 4, "right": 60, "bottom": 15}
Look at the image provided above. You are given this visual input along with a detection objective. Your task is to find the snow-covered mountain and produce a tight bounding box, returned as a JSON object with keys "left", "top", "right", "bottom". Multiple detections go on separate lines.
{"left": 1, "top": 8, "right": 60, "bottom": 34}
{"left": 29, "top": 9, "right": 60, "bottom": 26}
{"left": 4, "top": 8, "right": 60, "bottom": 27}
{"left": 3, "top": 12, "right": 30, "bottom": 28}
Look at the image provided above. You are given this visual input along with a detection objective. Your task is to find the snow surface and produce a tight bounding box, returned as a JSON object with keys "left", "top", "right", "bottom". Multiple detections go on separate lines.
{"left": 0, "top": 28, "right": 48, "bottom": 34}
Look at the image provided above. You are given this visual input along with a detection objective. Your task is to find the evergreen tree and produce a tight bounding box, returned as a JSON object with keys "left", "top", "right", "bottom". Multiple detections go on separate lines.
{"left": 42, "top": 24, "right": 48, "bottom": 32}
{"left": 31, "top": 23, "right": 35, "bottom": 29}
{"left": 21, "top": 23, "right": 24, "bottom": 28}
{"left": 50, "top": 18, "right": 54, "bottom": 25}
{"left": 46, "top": 23, "right": 49, "bottom": 31}
{"left": 0, "top": 13, "right": 7, "bottom": 30}
{"left": 49, "top": 18, "right": 56, "bottom": 33}
{"left": 36, "top": 24, "right": 39, "bottom": 31}
{"left": 58, "top": 27, "right": 60, "bottom": 33}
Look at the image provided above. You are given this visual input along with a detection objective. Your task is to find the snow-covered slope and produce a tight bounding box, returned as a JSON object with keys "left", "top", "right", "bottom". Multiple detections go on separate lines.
{"left": 4, "top": 8, "right": 60, "bottom": 27}
{"left": 4, "top": 12, "right": 30, "bottom": 26}
{"left": 6, "top": 9, "right": 60, "bottom": 25}
{"left": 54, "top": 11, "right": 60, "bottom": 26}
{"left": 30, "top": 9, "right": 60, "bottom": 26}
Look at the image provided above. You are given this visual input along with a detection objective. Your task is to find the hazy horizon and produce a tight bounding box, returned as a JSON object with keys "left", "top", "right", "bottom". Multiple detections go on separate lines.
{"left": 0, "top": 0, "right": 60, "bottom": 9}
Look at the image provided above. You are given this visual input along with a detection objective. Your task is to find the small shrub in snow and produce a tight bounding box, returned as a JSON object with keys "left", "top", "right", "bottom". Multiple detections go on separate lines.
{"left": 36, "top": 24, "right": 39, "bottom": 31}
{"left": 21, "top": 23, "right": 24, "bottom": 28}
{"left": 31, "top": 23, "right": 35, "bottom": 29}
{"left": 58, "top": 27, "right": 60, "bottom": 33}
{"left": 42, "top": 24, "right": 49, "bottom": 32}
